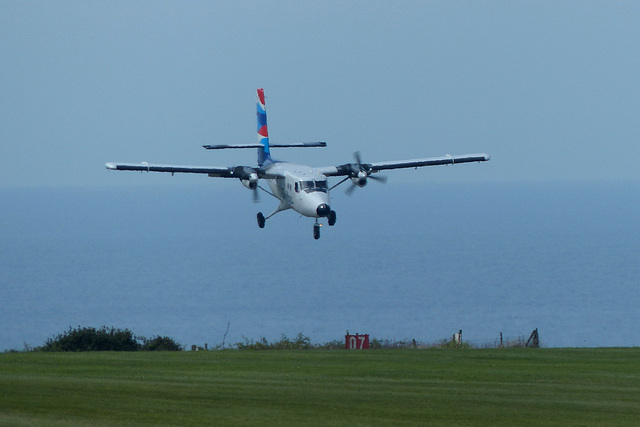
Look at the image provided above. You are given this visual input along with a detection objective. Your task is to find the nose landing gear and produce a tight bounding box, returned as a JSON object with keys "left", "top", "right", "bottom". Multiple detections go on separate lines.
{"left": 314, "top": 210, "right": 336, "bottom": 240}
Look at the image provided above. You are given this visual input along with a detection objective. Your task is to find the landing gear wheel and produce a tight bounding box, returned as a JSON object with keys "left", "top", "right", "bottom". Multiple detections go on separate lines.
{"left": 313, "top": 224, "right": 321, "bottom": 240}
{"left": 257, "top": 212, "right": 265, "bottom": 229}
{"left": 328, "top": 210, "right": 337, "bottom": 226}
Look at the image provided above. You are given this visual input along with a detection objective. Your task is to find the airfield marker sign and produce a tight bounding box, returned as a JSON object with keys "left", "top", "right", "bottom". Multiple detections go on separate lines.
{"left": 345, "top": 334, "right": 369, "bottom": 350}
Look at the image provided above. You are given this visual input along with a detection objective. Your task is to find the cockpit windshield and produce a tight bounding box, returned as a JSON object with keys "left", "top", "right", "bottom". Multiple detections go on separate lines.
{"left": 299, "top": 180, "right": 328, "bottom": 193}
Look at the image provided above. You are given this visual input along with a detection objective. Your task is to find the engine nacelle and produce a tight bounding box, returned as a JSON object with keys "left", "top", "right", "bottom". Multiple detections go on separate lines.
{"left": 351, "top": 171, "right": 368, "bottom": 188}
{"left": 241, "top": 173, "right": 259, "bottom": 190}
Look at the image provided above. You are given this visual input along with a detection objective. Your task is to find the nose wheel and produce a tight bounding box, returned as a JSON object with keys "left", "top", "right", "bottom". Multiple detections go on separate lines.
{"left": 257, "top": 212, "right": 265, "bottom": 228}
{"left": 313, "top": 222, "right": 321, "bottom": 240}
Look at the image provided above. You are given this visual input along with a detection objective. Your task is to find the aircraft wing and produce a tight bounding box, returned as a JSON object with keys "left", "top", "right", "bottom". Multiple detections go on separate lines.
{"left": 316, "top": 153, "right": 490, "bottom": 176}
{"left": 369, "top": 153, "right": 490, "bottom": 171}
{"left": 105, "top": 162, "right": 235, "bottom": 177}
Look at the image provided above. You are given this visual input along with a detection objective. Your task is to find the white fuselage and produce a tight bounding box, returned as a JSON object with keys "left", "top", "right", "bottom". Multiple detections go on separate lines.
{"left": 264, "top": 162, "right": 331, "bottom": 218}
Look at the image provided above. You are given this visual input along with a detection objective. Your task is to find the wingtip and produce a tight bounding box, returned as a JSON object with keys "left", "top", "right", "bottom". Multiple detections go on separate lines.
{"left": 105, "top": 162, "right": 116, "bottom": 170}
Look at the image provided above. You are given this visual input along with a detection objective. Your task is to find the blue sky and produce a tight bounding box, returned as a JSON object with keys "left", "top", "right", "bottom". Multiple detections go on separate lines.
{"left": 2, "top": 1, "right": 639, "bottom": 187}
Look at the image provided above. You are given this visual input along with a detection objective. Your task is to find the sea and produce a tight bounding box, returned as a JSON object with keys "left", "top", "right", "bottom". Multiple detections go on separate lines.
{"left": 1, "top": 180, "right": 639, "bottom": 350}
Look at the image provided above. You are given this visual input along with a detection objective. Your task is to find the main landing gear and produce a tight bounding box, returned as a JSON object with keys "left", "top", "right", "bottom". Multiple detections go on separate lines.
{"left": 328, "top": 210, "right": 336, "bottom": 226}
{"left": 257, "top": 210, "right": 337, "bottom": 240}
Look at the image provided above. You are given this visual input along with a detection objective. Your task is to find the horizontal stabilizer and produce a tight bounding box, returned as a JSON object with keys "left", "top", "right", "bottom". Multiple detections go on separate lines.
{"left": 203, "top": 142, "right": 327, "bottom": 150}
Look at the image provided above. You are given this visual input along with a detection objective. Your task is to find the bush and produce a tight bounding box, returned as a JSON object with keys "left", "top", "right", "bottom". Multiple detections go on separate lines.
{"left": 141, "top": 336, "right": 183, "bottom": 351}
{"left": 40, "top": 326, "right": 140, "bottom": 352}
{"left": 370, "top": 338, "right": 418, "bottom": 349}
{"left": 234, "top": 333, "right": 312, "bottom": 350}
{"left": 431, "top": 338, "right": 471, "bottom": 349}
{"left": 38, "top": 326, "right": 183, "bottom": 352}
{"left": 313, "top": 339, "right": 345, "bottom": 350}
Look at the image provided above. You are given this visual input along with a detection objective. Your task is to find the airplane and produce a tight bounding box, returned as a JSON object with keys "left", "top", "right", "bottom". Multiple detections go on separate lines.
{"left": 106, "top": 89, "right": 490, "bottom": 239}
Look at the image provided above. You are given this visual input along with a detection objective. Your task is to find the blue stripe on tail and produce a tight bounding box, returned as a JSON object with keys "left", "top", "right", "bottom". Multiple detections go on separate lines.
{"left": 257, "top": 88, "right": 271, "bottom": 166}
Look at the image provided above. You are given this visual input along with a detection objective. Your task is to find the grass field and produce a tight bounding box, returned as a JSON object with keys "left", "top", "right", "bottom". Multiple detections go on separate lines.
{"left": 1, "top": 348, "right": 639, "bottom": 426}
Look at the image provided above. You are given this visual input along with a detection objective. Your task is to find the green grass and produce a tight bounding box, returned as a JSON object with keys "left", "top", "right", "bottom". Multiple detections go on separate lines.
{"left": 1, "top": 348, "right": 639, "bottom": 426}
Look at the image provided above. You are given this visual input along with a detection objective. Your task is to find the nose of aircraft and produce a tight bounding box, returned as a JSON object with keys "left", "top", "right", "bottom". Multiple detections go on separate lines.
{"left": 316, "top": 203, "right": 331, "bottom": 217}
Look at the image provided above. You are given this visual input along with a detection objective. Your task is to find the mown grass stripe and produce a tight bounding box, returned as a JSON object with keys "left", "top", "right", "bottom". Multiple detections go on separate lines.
{"left": 1, "top": 348, "right": 639, "bottom": 426}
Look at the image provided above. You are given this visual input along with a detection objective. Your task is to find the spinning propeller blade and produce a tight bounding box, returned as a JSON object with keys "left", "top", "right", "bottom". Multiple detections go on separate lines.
{"left": 345, "top": 151, "right": 387, "bottom": 195}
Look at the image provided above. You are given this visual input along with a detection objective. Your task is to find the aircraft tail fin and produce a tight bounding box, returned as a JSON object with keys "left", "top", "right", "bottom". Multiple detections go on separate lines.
{"left": 257, "top": 88, "right": 270, "bottom": 165}
{"left": 202, "top": 89, "right": 326, "bottom": 161}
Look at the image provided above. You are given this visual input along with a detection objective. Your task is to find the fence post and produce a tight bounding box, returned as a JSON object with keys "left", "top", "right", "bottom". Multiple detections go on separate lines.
{"left": 526, "top": 328, "right": 539, "bottom": 348}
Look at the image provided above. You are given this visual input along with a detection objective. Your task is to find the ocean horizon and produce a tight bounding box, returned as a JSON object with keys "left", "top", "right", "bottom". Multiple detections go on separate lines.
{"left": 1, "top": 180, "right": 639, "bottom": 350}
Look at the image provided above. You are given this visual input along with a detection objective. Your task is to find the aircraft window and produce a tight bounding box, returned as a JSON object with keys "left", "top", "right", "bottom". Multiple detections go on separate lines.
{"left": 297, "top": 180, "right": 328, "bottom": 192}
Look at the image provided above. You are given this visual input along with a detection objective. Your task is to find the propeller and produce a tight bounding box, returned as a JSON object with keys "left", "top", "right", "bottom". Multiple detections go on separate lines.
{"left": 234, "top": 166, "right": 260, "bottom": 203}
{"left": 346, "top": 151, "right": 387, "bottom": 195}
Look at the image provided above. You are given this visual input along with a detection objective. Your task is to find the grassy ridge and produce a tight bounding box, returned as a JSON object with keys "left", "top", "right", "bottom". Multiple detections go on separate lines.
{"left": 1, "top": 348, "right": 639, "bottom": 426}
